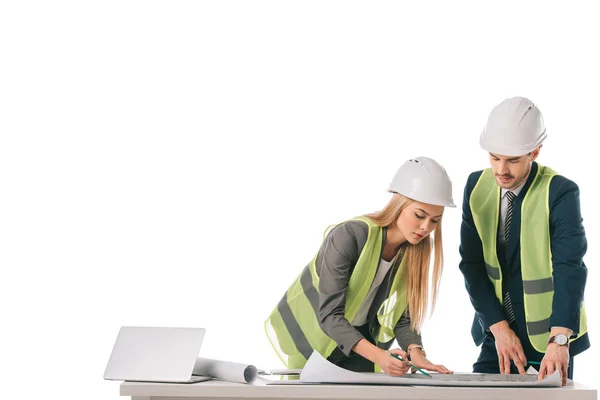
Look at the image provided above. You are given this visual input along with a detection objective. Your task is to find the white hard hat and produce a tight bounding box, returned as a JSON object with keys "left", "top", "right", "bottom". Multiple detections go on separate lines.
{"left": 480, "top": 96, "right": 546, "bottom": 157}
{"left": 388, "top": 157, "right": 455, "bottom": 208}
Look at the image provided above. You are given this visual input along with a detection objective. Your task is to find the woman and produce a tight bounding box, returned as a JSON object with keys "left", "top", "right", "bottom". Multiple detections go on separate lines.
{"left": 265, "top": 157, "right": 455, "bottom": 376}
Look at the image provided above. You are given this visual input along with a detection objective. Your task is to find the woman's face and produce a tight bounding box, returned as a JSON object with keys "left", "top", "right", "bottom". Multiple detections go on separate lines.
{"left": 396, "top": 201, "right": 444, "bottom": 244}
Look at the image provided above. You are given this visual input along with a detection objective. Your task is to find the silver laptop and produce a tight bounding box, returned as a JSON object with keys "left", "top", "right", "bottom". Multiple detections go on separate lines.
{"left": 104, "top": 326, "right": 212, "bottom": 383}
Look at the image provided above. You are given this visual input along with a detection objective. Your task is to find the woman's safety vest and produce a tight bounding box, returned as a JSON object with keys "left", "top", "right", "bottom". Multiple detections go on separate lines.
{"left": 470, "top": 165, "right": 587, "bottom": 353}
{"left": 264, "top": 216, "right": 409, "bottom": 369}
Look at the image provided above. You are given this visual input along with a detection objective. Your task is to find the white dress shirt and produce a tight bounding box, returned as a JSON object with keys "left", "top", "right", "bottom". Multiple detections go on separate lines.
{"left": 499, "top": 183, "right": 525, "bottom": 248}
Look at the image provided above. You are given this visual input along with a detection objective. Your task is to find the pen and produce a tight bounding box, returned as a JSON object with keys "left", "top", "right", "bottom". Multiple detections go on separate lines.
{"left": 388, "top": 352, "right": 431, "bottom": 377}
{"left": 527, "top": 361, "right": 541, "bottom": 365}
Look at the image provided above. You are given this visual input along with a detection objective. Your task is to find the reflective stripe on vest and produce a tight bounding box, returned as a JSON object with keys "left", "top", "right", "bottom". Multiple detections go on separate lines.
{"left": 470, "top": 165, "right": 587, "bottom": 352}
{"left": 265, "top": 216, "right": 408, "bottom": 368}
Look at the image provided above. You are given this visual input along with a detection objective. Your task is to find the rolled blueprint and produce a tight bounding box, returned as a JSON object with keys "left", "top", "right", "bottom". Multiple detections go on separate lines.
{"left": 193, "top": 357, "right": 258, "bottom": 384}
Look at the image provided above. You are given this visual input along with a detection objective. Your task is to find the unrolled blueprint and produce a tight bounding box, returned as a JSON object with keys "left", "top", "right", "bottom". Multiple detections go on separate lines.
{"left": 266, "top": 351, "right": 561, "bottom": 387}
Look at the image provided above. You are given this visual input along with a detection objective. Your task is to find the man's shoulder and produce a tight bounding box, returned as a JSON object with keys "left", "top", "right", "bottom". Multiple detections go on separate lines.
{"left": 549, "top": 173, "right": 579, "bottom": 191}
{"left": 464, "top": 169, "right": 487, "bottom": 190}
{"left": 535, "top": 166, "right": 582, "bottom": 207}
{"left": 468, "top": 169, "right": 486, "bottom": 180}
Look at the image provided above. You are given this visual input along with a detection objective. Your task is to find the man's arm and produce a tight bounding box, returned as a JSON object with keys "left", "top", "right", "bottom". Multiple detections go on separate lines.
{"left": 548, "top": 176, "right": 588, "bottom": 335}
{"left": 458, "top": 172, "right": 505, "bottom": 331}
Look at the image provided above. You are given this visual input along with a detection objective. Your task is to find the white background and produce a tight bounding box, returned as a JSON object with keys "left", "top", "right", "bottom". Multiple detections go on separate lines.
{"left": 1, "top": 1, "right": 598, "bottom": 399}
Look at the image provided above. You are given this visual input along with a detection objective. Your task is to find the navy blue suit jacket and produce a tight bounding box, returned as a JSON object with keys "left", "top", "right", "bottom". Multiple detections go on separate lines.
{"left": 459, "top": 162, "right": 590, "bottom": 358}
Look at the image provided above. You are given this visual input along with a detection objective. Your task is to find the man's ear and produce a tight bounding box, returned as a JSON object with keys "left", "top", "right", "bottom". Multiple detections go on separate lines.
{"left": 530, "top": 145, "right": 542, "bottom": 161}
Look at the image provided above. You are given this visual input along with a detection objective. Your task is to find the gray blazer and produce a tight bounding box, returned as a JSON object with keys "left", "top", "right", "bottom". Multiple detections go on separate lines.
{"left": 315, "top": 220, "right": 423, "bottom": 357}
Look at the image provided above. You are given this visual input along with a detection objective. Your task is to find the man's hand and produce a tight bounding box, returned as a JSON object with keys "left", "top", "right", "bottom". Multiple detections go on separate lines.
{"left": 489, "top": 320, "right": 527, "bottom": 374}
{"left": 538, "top": 343, "right": 569, "bottom": 386}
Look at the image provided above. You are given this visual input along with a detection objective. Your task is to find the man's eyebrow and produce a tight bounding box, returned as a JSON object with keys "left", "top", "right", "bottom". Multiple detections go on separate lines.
{"left": 490, "top": 153, "right": 521, "bottom": 162}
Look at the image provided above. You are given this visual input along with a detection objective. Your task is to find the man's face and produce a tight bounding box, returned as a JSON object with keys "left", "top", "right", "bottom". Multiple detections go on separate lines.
{"left": 488, "top": 148, "right": 539, "bottom": 190}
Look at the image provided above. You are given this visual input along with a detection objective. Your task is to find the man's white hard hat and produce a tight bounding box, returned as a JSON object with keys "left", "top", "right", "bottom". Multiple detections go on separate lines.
{"left": 389, "top": 157, "right": 455, "bottom": 208}
{"left": 480, "top": 96, "right": 546, "bottom": 157}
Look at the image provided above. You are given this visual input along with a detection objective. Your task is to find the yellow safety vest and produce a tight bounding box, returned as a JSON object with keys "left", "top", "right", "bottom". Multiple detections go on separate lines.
{"left": 265, "top": 216, "right": 408, "bottom": 368}
{"left": 470, "top": 165, "right": 587, "bottom": 352}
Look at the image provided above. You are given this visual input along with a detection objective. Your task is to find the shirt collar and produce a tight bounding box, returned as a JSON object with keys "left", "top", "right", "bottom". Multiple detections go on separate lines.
{"left": 501, "top": 181, "right": 525, "bottom": 199}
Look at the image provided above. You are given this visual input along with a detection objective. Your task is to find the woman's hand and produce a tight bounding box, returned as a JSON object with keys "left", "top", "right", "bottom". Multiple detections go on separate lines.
{"left": 376, "top": 348, "right": 410, "bottom": 376}
{"left": 408, "top": 348, "right": 453, "bottom": 374}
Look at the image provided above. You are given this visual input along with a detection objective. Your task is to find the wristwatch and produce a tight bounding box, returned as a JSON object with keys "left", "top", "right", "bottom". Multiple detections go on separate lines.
{"left": 547, "top": 333, "right": 570, "bottom": 348}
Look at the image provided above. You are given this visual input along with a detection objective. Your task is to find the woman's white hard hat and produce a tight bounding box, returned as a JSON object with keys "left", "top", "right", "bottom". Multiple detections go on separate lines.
{"left": 480, "top": 97, "right": 546, "bottom": 157}
{"left": 389, "top": 157, "right": 455, "bottom": 208}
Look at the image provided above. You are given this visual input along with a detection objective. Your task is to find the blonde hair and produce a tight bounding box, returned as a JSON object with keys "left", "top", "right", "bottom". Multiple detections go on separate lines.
{"left": 365, "top": 193, "right": 444, "bottom": 332}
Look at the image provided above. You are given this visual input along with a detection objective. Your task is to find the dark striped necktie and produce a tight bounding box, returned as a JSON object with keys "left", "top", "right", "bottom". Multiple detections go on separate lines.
{"left": 503, "top": 291, "right": 516, "bottom": 324}
{"left": 502, "top": 191, "right": 517, "bottom": 324}
{"left": 504, "top": 191, "right": 516, "bottom": 249}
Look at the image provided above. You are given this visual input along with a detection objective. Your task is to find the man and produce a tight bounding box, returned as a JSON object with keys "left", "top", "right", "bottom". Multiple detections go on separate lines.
{"left": 459, "top": 97, "right": 589, "bottom": 386}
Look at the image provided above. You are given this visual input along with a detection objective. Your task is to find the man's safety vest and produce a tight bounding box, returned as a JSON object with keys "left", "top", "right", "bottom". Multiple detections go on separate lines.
{"left": 265, "top": 216, "right": 408, "bottom": 368}
{"left": 470, "top": 165, "right": 587, "bottom": 352}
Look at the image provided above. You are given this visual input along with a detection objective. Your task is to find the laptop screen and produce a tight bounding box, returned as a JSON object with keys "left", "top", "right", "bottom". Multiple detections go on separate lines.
{"left": 104, "top": 326, "right": 206, "bottom": 382}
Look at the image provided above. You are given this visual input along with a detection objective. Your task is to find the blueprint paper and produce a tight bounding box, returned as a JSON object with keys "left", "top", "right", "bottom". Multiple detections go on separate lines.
{"left": 296, "top": 351, "right": 560, "bottom": 387}
{"left": 527, "top": 366, "right": 538, "bottom": 375}
{"left": 269, "top": 368, "right": 302, "bottom": 375}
